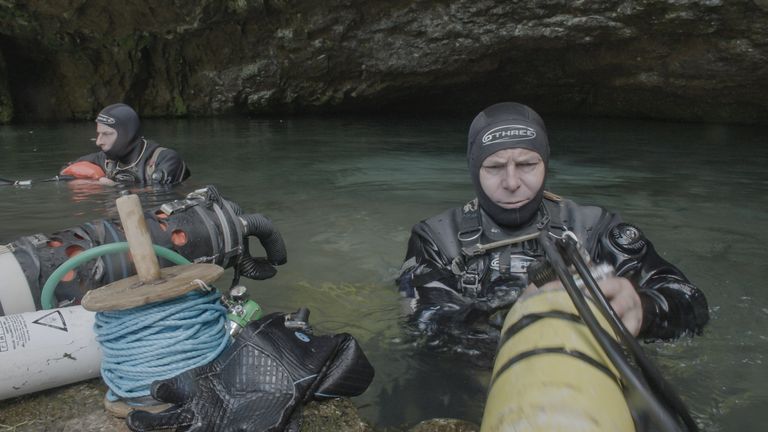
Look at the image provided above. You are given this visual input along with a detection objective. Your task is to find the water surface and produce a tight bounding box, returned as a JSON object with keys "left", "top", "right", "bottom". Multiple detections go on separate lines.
{"left": 1, "top": 115, "right": 766, "bottom": 431}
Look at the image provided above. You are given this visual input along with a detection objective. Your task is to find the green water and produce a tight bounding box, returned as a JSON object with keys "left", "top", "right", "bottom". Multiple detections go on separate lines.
{"left": 1, "top": 115, "right": 766, "bottom": 430}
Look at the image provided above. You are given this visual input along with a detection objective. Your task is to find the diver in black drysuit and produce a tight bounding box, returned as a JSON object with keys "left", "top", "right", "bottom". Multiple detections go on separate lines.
{"left": 396, "top": 102, "right": 709, "bottom": 353}
{"left": 64, "top": 103, "right": 190, "bottom": 184}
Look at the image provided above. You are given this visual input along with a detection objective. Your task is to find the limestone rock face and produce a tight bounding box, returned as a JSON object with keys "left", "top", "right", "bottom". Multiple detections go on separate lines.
{"left": 0, "top": 51, "right": 12, "bottom": 123}
{"left": 1, "top": 0, "right": 767, "bottom": 123}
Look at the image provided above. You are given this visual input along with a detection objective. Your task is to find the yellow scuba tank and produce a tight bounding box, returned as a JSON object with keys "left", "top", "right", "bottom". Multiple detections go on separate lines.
{"left": 480, "top": 289, "right": 635, "bottom": 432}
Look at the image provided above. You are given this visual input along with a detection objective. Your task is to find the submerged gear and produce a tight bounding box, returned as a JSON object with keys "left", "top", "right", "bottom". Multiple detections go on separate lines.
{"left": 126, "top": 311, "right": 375, "bottom": 432}
{"left": 467, "top": 102, "right": 550, "bottom": 228}
{"left": 1, "top": 186, "right": 287, "bottom": 314}
{"left": 74, "top": 138, "right": 190, "bottom": 185}
{"left": 96, "top": 103, "right": 141, "bottom": 161}
{"left": 397, "top": 193, "right": 709, "bottom": 342}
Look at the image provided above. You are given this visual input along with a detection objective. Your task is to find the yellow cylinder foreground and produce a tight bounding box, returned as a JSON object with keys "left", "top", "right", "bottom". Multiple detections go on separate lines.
{"left": 480, "top": 290, "right": 635, "bottom": 432}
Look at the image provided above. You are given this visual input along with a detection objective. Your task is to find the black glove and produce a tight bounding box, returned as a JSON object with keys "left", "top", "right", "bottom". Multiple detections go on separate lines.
{"left": 126, "top": 312, "right": 375, "bottom": 432}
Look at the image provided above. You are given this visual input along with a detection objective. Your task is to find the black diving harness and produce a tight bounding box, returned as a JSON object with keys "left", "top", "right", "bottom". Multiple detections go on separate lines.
{"left": 450, "top": 198, "right": 556, "bottom": 298}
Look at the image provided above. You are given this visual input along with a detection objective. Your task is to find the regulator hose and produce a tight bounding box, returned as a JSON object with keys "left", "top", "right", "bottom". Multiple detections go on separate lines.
{"left": 41, "top": 243, "right": 191, "bottom": 310}
{"left": 239, "top": 213, "right": 287, "bottom": 266}
{"left": 224, "top": 198, "right": 244, "bottom": 216}
{"left": 236, "top": 241, "right": 278, "bottom": 281}
{"left": 233, "top": 213, "right": 287, "bottom": 282}
{"left": 539, "top": 232, "right": 691, "bottom": 432}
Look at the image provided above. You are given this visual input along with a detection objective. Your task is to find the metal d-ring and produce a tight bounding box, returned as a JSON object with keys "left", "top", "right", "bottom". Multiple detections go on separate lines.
{"left": 458, "top": 227, "right": 483, "bottom": 243}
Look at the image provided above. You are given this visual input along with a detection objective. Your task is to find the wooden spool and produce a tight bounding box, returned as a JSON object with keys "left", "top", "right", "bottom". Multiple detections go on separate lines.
{"left": 81, "top": 194, "right": 224, "bottom": 312}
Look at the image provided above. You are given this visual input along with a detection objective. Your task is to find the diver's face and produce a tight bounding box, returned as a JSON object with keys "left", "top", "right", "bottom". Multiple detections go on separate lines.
{"left": 95, "top": 123, "right": 118, "bottom": 153}
{"left": 479, "top": 148, "right": 545, "bottom": 209}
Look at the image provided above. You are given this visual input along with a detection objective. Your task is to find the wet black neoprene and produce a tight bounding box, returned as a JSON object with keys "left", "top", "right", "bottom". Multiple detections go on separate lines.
{"left": 467, "top": 102, "right": 550, "bottom": 228}
{"left": 126, "top": 312, "right": 374, "bottom": 432}
{"left": 398, "top": 195, "right": 709, "bottom": 342}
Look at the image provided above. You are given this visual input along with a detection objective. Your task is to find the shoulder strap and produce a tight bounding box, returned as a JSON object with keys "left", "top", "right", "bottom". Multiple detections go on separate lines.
{"left": 543, "top": 190, "right": 562, "bottom": 202}
{"left": 458, "top": 198, "right": 483, "bottom": 249}
{"left": 455, "top": 199, "right": 485, "bottom": 296}
{"left": 542, "top": 198, "right": 567, "bottom": 232}
{"left": 104, "top": 159, "right": 116, "bottom": 178}
{"left": 145, "top": 146, "right": 167, "bottom": 180}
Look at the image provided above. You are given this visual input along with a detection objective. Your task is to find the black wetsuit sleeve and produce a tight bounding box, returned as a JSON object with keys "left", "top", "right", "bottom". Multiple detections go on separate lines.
{"left": 396, "top": 223, "right": 487, "bottom": 335}
{"left": 593, "top": 213, "right": 709, "bottom": 340}
{"left": 397, "top": 222, "right": 458, "bottom": 298}
{"left": 151, "top": 149, "right": 190, "bottom": 184}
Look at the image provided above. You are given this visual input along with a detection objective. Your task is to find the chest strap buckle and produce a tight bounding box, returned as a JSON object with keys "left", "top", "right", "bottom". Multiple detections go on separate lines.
{"left": 460, "top": 272, "right": 480, "bottom": 297}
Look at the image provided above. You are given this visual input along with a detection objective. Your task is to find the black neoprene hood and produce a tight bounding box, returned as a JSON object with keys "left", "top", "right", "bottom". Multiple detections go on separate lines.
{"left": 95, "top": 103, "right": 141, "bottom": 161}
{"left": 466, "top": 102, "right": 550, "bottom": 228}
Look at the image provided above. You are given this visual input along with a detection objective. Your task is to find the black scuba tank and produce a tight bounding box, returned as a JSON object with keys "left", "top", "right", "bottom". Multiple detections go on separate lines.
{"left": 0, "top": 185, "right": 287, "bottom": 315}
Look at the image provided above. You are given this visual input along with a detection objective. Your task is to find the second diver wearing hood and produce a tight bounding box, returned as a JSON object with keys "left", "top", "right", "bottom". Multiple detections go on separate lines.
{"left": 62, "top": 103, "right": 190, "bottom": 185}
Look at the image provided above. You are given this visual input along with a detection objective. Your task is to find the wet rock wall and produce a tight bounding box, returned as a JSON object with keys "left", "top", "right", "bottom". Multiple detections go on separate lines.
{"left": 1, "top": 0, "right": 767, "bottom": 123}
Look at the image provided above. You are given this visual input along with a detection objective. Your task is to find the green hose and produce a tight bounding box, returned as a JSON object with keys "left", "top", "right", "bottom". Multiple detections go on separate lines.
{"left": 41, "top": 242, "right": 191, "bottom": 310}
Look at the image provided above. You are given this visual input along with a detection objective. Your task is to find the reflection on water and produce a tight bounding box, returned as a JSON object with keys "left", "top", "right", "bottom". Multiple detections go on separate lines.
{"left": 1, "top": 115, "right": 767, "bottom": 430}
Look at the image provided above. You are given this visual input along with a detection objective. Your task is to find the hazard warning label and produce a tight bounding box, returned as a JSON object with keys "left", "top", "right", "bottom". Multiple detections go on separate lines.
{"left": 32, "top": 310, "right": 68, "bottom": 332}
{"left": 0, "top": 311, "right": 70, "bottom": 353}
{"left": 0, "top": 315, "right": 30, "bottom": 352}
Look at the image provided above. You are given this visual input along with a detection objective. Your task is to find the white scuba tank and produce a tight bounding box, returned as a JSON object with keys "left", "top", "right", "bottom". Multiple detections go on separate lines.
{"left": 0, "top": 244, "right": 36, "bottom": 315}
{"left": 0, "top": 306, "right": 102, "bottom": 400}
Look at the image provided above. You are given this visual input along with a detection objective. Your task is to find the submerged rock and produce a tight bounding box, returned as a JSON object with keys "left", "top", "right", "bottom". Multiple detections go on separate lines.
{"left": 301, "top": 398, "right": 376, "bottom": 432}
{"left": 408, "top": 418, "right": 480, "bottom": 432}
{"left": 0, "top": 1, "right": 766, "bottom": 124}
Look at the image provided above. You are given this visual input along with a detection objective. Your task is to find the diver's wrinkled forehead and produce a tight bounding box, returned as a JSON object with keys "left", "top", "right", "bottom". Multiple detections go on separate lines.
{"left": 482, "top": 147, "right": 543, "bottom": 164}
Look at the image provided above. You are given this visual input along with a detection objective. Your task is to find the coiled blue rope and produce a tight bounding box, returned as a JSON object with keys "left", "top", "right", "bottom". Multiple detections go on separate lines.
{"left": 94, "top": 282, "right": 230, "bottom": 401}
{"left": 44, "top": 242, "right": 232, "bottom": 401}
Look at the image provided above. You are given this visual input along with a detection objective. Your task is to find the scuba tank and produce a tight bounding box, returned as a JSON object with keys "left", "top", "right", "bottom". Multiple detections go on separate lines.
{"left": 0, "top": 306, "right": 100, "bottom": 400}
{"left": 0, "top": 185, "right": 287, "bottom": 316}
{"left": 481, "top": 231, "right": 698, "bottom": 432}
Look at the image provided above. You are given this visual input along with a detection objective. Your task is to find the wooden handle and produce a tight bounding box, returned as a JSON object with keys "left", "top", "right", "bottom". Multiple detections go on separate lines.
{"left": 116, "top": 194, "right": 161, "bottom": 283}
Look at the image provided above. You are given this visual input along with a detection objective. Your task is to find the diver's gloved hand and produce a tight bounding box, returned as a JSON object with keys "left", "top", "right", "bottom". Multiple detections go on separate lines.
{"left": 126, "top": 312, "right": 374, "bottom": 432}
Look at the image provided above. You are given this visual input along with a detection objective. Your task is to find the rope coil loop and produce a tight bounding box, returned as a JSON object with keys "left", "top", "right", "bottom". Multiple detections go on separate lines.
{"left": 95, "top": 288, "right": 230, "bottom": 401}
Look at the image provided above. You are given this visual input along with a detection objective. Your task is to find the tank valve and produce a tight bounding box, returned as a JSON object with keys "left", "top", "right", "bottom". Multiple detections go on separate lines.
{"left": 223, "top": 285, "right": 262, "bottom": 337}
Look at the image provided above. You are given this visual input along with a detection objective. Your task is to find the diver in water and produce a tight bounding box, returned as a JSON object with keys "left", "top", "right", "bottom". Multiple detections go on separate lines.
{"left": 396, "top": 102, "right": 709, "bottom": 351}
{"left": 61, "top": 103, "right": 190, "bottom": 185}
